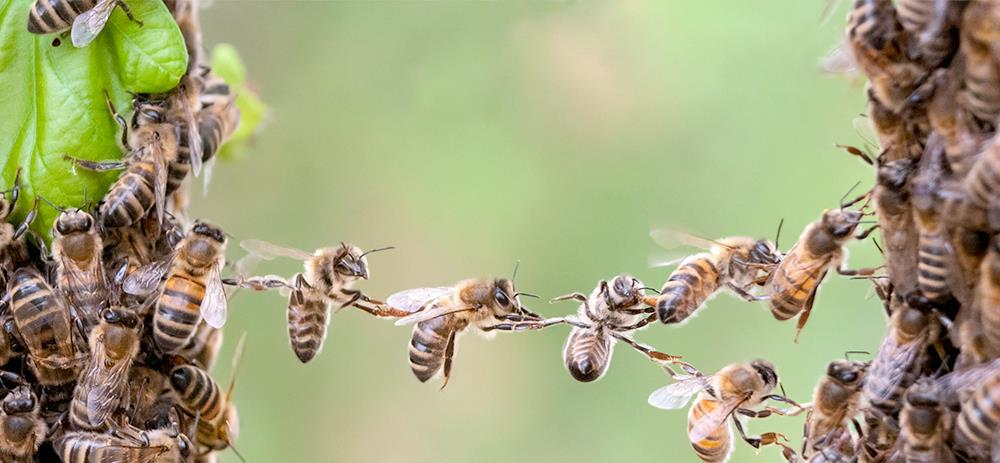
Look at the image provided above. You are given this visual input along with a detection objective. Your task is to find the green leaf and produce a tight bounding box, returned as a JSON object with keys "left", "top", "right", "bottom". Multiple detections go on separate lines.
{"left": 0, "top": 0, "right": 187, "bottom": 241}
{"left": 210, "top": 43, "right": 266, "bottom": 160}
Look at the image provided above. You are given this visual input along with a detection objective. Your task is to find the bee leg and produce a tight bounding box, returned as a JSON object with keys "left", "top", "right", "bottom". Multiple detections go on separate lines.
{"left": 835, "top": 265, "right": 882, "bottom": 277}
{"left": 550, "top": 292, "right": 589, "bottom": 305}
{"left": 114, "top": 0, "right": 143, "bottom": 27}
{"left": 793, "top": 289, "right": 819, "bottom": 343}
{"left": 351, "top": 301, "right": 411, "bottom": 319}
{"left": 855, "top": 224, "right": 879, "bottom": 239}
{"left": 726, "top": 283, "right": 769, "bottom": 303}
{"left": 12, "top": 197, "right": 39, "bottom": 241}
{"left": 731, "top": 415, "right": 787, "bottom": 450}
{"left": 439, "top": 331, "right": 457, "bottom": 391}
{"left": 612, "top": 313, "right": 657, "bottom": 332}
{"left": 482, "top": 317, "right": 569, "bottom": 332}
{"left": 62, "top": 155, "right": 128, "bottom": 172}
{"left": 608, "top": 332, "right": 681, "bottom": 364}
{"left": 102, "top": 90, "right": 130, "bottom": 149}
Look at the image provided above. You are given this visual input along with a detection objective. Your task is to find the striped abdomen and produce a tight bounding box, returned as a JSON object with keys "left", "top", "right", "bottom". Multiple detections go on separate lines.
{"left": 170, "top": 365, "right": 229, "bottom": 447}
{"left": 408, "top": 316, "right": 452, "bottom": 382}
{"left": 287, "top": 287, "right": 330, "bottom": 363}
{"left": 153, "top": 274, "right": 204, "bottom": 353}
{"left": 961, "top": 3, "right": 1000, "bottom": 124}
{"left": 166, "top": 132, "right": 192, "bottom": 195}
{"left": 767, "top": 249, "right": 830, "bottom": 321}
{"left": 848, "top": 0, "right": 905, "bottom": 66}
{"left": 656, "top": 255, "right": 721, "bottom": 324}
{"left": 915, "top": 220, "right": 950, "bottom": 300}
{"left": 55, "top": 432, "right": 161, "bottom": 463}
{"left": 179, "top": 321, "right": 223, "bottom": 370}
{"left": 964, "top": 141, "right": 1000, "bottom": 210}
{"left": 99, "top": 159, "right": 157, "bottom": 229}
{"left": 562, "top": 326, "right": 611, "bottom": 383}
{"left": 199, "top": 78, "right": 239, "bottom": 162}
{"left": 8, "top": 269, "right": 77, "bottom": 385}
{"left": 26, "top": 0, "right": 97, "bottom": 34}
{"left": 954, "top": 371, "right": 1000, "bottom": 453}
{"left": 689, "top": 398, "right": 733, "bottom": 463}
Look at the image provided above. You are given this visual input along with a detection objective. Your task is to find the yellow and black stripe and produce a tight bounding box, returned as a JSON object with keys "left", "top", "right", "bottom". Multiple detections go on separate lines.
{"left": 408, "top": 316, "right": 451, "bottom": 382}
{"left": 656, "top": 255, "right": 720, "bottom": 324}
{"left": 287, "top": 287, "right": 330, "bottom": 363}
{"left": 99, "top": 159, "right": 157, "bottom": 229}
{"left": 153, "top": 275, "right": 204, "bottom": 353}
{"left": 26, "top": 0, "right": 96, "bottom": 34}
{"left": 768, "top": 250, "right": 828, "bottom": 321}
{"left": 8, "top": 268, "right": 78, "bottom": 385}
{"left": 689, "top": 398, "right": 732, "bottom": 463}
{"left": 562, "top": 326, "right": 611, "bottom": 383}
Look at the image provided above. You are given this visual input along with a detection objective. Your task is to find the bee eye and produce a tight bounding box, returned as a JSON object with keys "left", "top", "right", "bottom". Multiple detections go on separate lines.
{"left": 840, "top": 371, "right": 858, "bottom": 383}
{"left": 494, "top": 289, "right": 510, "bottom": 307}
{"left": 102, "top": 310, "right": 119, "bottom": 323}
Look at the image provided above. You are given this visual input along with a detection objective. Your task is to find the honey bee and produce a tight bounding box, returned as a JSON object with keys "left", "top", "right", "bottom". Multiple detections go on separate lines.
{"left": 48, "top": 204, "right": 107, "bottom": 333}
{"left": 868, "top": 155, "right": 919, "bottom": 296}
{"left": 896, "top": 0, "right": 964, "bottom": 69}
{"left": 238, "top": 240, "right": 397, "bottom": 363}
{"left": 926, "top": 62, "right": 989, "bottom": 178}
{"left": 197, "top": 72, "right": 240, "bottom": 188}
{"left": 649, "top": 230, "right": 782, "bottom": 325}
{"left": 0, "top": 386, "right": 46, "bottom": 463}
{"left": 6, "top": 267, "right": 83, "bottom": 386}
{"left": 846, "top": 0, "right": 926, "bottom": 113}
{"left": 800, "top": 358, "right": 868, "bottom": 459}
{"left": 124, "top": 220, "right": 227, "bottom": 354}
{"left": 765, "top": 198, "right": 869, "bottom": 340}
{"left": 549, "top": 275, "right": 680, "bottom": 383}
{"left": 952, "top": 368, "right": 1000, "bottom": 461}
{"left": 66, "top": 94, "right": 178, "bottom": 229}
{"left": 391, "top": 276, "right": 540, "bottom": 388}
{"left": 912, "top": 137, "right": 964, "bottom": 303}
{"left": 975, "top": 236, "right": 1000, "bottom": 357}
{"left": 0, "top": 169, "right": 38, "bottom": 273}
{"left": 55, "top": 429, "right": 192, "bottom": 463}
{"left": 898, "top": 378, "right": 955, "bottom": 463}
{"left": 963, "top": 134, "right": 1000, "bottom": 214}
{"left": 69, "top": 306, "right": 141, "bottom": 431}
{"left": 648, "top": 360, "right": 800, "bottom": 463}
{"left": 170, "top": 334, "right": 244, "bottom": 455}
{"left": 26, "top": 0, "right": 143, "bottom": 47}
{"left": 958, "top": 1, "right": 1000, "bottom": 127}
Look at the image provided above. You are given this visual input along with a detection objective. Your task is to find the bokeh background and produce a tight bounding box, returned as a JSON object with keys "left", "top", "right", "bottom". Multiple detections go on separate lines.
{"left": 197, "top": 1, "right": 885, "bottom": 461}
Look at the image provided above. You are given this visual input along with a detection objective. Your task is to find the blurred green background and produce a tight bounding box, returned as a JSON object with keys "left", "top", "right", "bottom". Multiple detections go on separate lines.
{"left": 197, "top": 1, "right": 885, "bottom": 462}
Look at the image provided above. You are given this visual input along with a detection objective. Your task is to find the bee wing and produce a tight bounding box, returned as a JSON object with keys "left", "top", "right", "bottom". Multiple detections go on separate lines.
{"left": 647, "top": 376, "right": 708, "bottom": 410}
{"left": 863, "top": 334, "right": 924, "bottom": 403}
{"left": 688, "top": 396, "right": 746, "bottom": 443}
{"left": 852, "top": 114, "right": 881, "bottom": 152}
{"left": 123, "top": 258, "right": 172, "bottom": 296}
{"left": 650, "top": 229, "right": 723, "bottom": 252}
{"left": 239, "top": 239, "right": 313, "bottom": 262}
{"left": 934, "top": 359, "right": 1000, "bottom": 406}
{"left": 85, "top": 351, "right": 131, "bottom": 428}
{"left": 70, "top": 0, "right": 116, "bottom": 47}
{"left": 820, "top": 42, "right": 858, "bottom": 77}
{"left": 185, "top": 107, "right": 204, "bottom": 177}
{"left": 386, "top": 287, "right": 455, "bottom": 314}
{"left": 201, "top": 264, "right": 228, "bottom": 329}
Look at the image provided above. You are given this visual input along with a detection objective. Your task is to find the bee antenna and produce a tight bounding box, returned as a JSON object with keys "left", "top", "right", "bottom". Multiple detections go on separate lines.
{"left": 511, "top": 260, "right": 521, "bottom": 284}
{"left": 778, "top": 381, "right": 787, "bottom": 398}
{"left": 839, "top": 181, "right": 863, "bottom": 209}
{"left": 639, "top": 287, "right": 661, "bottom": 294}
{"left": 359, "top": 246, "right": 394, "bottom": 259}
{"left": 774, "top": 218, "right": 784, "bottom": 250}
{"left": 36, "top": 195, "right": 65, "bottom": 213}
{"left": 513, "top": 292, "right": 539, "bottom": 299}
{"left": 844, "top": 350, "right": 870, "bottom": 361}
{"left": 225, "top": 332, "right": 247, "bottom": 402}
{"left": 872, "top": 237, "right": 885, "bottom": 255}
{"left": 227, "top": 435, "right": 247, "bottom": 463}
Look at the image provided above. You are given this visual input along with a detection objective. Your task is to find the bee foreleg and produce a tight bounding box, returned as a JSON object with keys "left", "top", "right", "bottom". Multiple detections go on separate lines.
{"left": 731, "top": 416, "right": 787, "bottom": 450}
{"left": 482, "top": 317, "right": 569, "bottom": 332}
{"left": 793, "top": 288, "right": 820, "bottom": 343}
{"left": 63, "top": 155, "right": 127, "bottom": 173}
{"left": 12, "top": 197, "right": 39, "bottom": 241}
{"left": 726, "top": 283, "right": 769, "bottom": 303}
{"left": 114, "top": 0, "right": 143, "bottom": 26}
{"left": 351, "top": 301, "right": 411, "bottom": 319}
{"left": 612, "top": 313, "right": 657, "bottom": 332}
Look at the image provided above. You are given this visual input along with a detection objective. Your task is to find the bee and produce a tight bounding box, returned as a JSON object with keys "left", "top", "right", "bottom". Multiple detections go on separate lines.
{"left": 391, "top": 276, "right": 540, "bottom": 388}
{"left": 649, "top": 230, "right": 782, "bottom": 325}
{"left": 125, "top": 366, "right": 173, "bottom": 431}
{"left": 238, "top": 240, "right": 397, "bottom": 363}
{"left": 953, "top": 368, "right": 1000, "bottom": 461}
{"left": 765, "top": 198, "right": 869, "bottom": 340}
{"left": 648, "top": 360, "right": 800, "bottom": 463}
{"left": 846, "top": 0, "right": 925, "bottom": 112}
{"left": 6, "top": 267, "right": 83, "bottom": 386}
{"left": 69, "top": 306, "right": 141, "bottom": 431}
{"left": 55, "top": 429, "right": 192, "bottom": 463}
{"left": 170, "top": 334, "right": 244, "bottom": 454}
{"left": 48, "top": 204, "right": 106, "bottom": 333}
{"left": 0, "top": 169, "right": 38, "bottom": 274}
{"left": 896, "top": 0, "right": 964, "bottom": 69}
{"left": 912, "top": 137, "right": 962, "bottom": 302}
{"left": 549, "top": 275, "right": 680, "bottom": 382}
{"left": 65, "top": 93, "right": 178, "bottom": 229}
{"left": 197, "top": 72, "right": 240, "bottom": 188}
{"left": 801, "top": 358, "right": 868, "bottom": 459}
{"left": 958, "top": 1, "right": 1000, "bottom": 127}
{"left": 123, "top": 220, "right": 227, "bottom": 354}
{"left": 963, "top": 135, "right": 1000, "bottom": 214}
{"left": 927, "top": 62, "right": 989, "bottom": 178}
{"left": 0, "top": 386, "right": 46, "bottom": 463}
{"left": 898, "top": 379, "right": 955, "bottom": 463}
{"left": 26, "top": 0, "right": 143, "bottom": 48}
{"left": 868, "top": 156, "right": 919, "bottom": 296}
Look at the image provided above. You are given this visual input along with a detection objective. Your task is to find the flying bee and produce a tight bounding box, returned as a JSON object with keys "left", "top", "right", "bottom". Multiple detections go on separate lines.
{"left": 765, "top": 195, "right": 871, "bottom": 340}
{"left": 958, "top": 1, "right": 1000, "bottom": 127}
{"left": 846, "top": 0, "right": 926, "bottom": 113}
{"left": 124, "top": 220, "right": 227, "bottom": 354}
{"left": 69, "top": 306, "right": 141, "bottom": 431}
{"left": 648, "top": 360, "right": 801, "bottom": 463}
{"left": 0, "top": 386, "right": 45, "bottom": 463}
{"left": 26, "top": 0, "right": 143, "bottom": 47}
{"left": 66, "top": 93, "right": 179, "bottom": 229}
{"left": 0, "top": 168, "right": 38, "bottom": 273}
{"left": 391, "top": 275, "right": 541, "bottom": 388}
{"left": 899, "top": 379, "right": 955, "bottom": 463}
{"left": 46, "top": 202, "right": 107, "bottom": 334}
{"left": 6, "top": 267, "right": 83, "bottom": 386}
{"left": 800, "top": 358, "right": 868, "bottom": 459}
{"left": 953, "top": 368, "right": 1000, "bottom": 461}
{"left": 548, "top": 275, "right": 681, "bottom": 383}
{"left": 237, "top": 240, "right": 397, "bottom": 363}
{"left": 55, "top": 429, "right": 192, "bottom": 463}
{"left": 649, "top": 229, "right": 782, "bottom": 325}
{"left": 170, "top": 333, "right": 244, "bottom": 455}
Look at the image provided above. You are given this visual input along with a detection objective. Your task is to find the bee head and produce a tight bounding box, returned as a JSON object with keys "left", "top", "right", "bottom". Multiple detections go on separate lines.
{"left": 904, "top": 379, "right": 941, "bottom": 408}
{"left": 877, "top": 158, "right": 913, "bottom": 190}
{"left": 826, "top": 359, "right": 866, "bottom": 387}
{"left": 750, "top": 359, "right": 778, "bottom": 390}
{"left": 823, "top": 208, "right": 862, "bottom": 239}
{"left": 53, "top": 209, "right": 95, "bottom": 236}
{"left": 2, "top": 387, "right": 34, "bottom": 414}
{"left": 750, "top": 239, "right": 781, "bottom": 265}
{"left": 895, "top": 304, "right": 930, "bottom": 338}
{"left": 333, "top": 243, "right": 369, "bottom": 279}
{"left": 191, "top": 221, "right": 227, "bottom": 244}
{"left": 490, "top": 278, "right": 515, "bottom": 311}
{"left": 608, "top": 275, "right": 643, "bottom": 305}
{"left": 101, "top": 307, "right": 140, "bottom": 329}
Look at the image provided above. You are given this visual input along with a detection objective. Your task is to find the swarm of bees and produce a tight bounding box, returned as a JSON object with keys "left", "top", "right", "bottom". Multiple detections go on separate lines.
{"left": 15, "top": 0, "right": 1000, "bottom": 461}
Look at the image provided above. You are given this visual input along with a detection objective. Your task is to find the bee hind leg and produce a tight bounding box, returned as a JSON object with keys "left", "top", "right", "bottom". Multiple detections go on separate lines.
{"left": 12, "top": 197, "right": 39, "bottom": 240}
{"left": 726, "top": 283, "right": 769, "bottom": 303}
{"left": 115, "top": 0, "right": 143, "bottom": 26}
{"left": 439, "top": 331, "right": 457, "bottom": 391}
{"left": 62, "top": 155, "right": 127, "bottom": 172}
{"left": 608, "top": 332, "right": 682, "bottom": 365}
{"left": 731, "top": 416, "right": 787, "bottom": 451}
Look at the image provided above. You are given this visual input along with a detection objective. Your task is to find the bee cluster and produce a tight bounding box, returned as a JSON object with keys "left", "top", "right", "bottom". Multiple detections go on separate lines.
{"left": 11, "top": 0, "right": 1000, "bottom": 462}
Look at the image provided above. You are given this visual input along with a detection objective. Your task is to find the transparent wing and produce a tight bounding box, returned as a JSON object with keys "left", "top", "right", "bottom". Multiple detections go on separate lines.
{"left": 202, "top": 156, "right": 216, "bottom": 193}
{"left": 689, "top": 396, "right": 746, "bottom": 443}
{"left": 647, "top": 376, "right": 709, "bottom": 410}
{"left": 185, "top": 107, "right": 204, "bottom": 177}
{"left": 151, "top": 134, "right": 169, "bottom": 225}
{"left": 386, "top": 287, "right": 455, "bottom": 314}
{"left": 86, "top": 354, "right": 130, "bottom": 428}
{"left": 240, "top": 239, "right": 313, "bottom": 261}
{"left": 863, "top": 334, "right": 923, "bottom": 403}
{"left": 123, "top": 258, "right": 172, "bottom": 296}
{"left": 394, "top": 304, "right": 474, "bottom": 326}
{"left": 935, "top": 358, "right": 1000, "bottom": 407}
{"left": 70, "top": 0, "right": 116, "bottom": 47}
{"left": 852, "top": 114, "right": 881, "bottom": 152}
{"left": 650, "top": 229, "right": 725, "bottom": 252}
{"left": 201, "top": 264, "right": 228, "bottom": 329}
{"left": 820, "top": 42, "right": 858, "bottom": 76}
